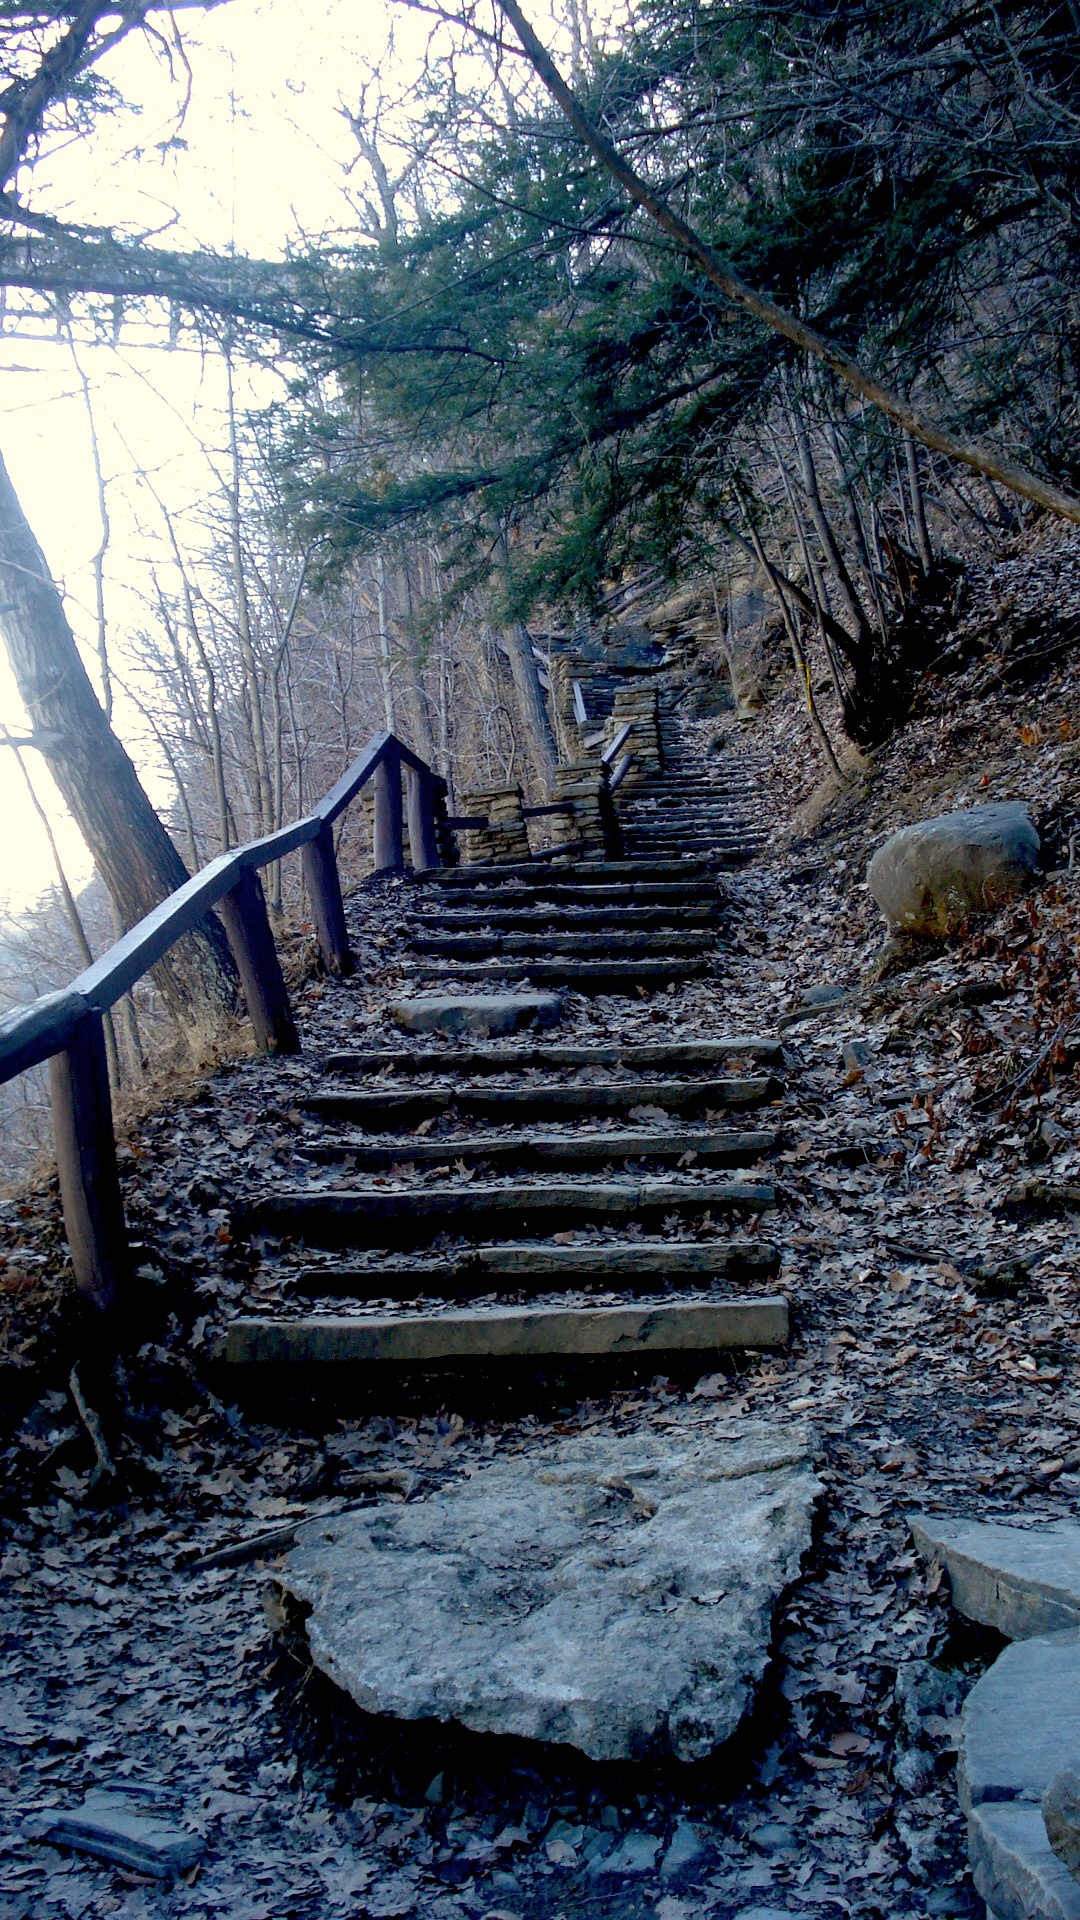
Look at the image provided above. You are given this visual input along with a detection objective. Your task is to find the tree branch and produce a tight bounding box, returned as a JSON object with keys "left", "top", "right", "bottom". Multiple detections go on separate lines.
{"left": 489, "top": 0, "right": 1080, "bottom": 526}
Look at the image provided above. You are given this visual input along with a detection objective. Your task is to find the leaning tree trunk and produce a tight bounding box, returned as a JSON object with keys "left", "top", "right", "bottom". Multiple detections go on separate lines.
{"left": 494, "top": 530, "right": 558, "bottom": 795}
{"left": 0, "top": 449, "right": 236, "bottom": 1036}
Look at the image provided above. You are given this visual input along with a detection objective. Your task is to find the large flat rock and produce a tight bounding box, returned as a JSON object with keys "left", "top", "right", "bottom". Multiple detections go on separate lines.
{"left": 389, "top": 992, "right": 562, "bottom": 1037}
{"left": 969, "top": 1803, "right": 1080, "bottom": 1920}
{"left": 909, "top": 1514, "right": 1080, "bottom": 1638}
{"left": 277, "top": 1422, "right": 820, "bottom": 1763}
{"left": 958, "top": 1629, "right": 1080, "bottom": 1814}
{"left": 959, "top": 1631, "right": 1080, "bottom": 1920}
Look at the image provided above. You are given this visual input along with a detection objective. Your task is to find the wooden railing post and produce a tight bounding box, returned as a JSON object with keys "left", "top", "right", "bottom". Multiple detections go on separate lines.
{"left": 373, "top": 746, "right": 404, "bottom": 873}
{"left": 218, "top": 867, "right": 300, "bottom": 1054}
{"left": 301, "top": 821, "right": 353, "bottom": 976}
{"left": 405, "top": 765, "right": 440, "bottom": 871}
{"left": 49, "top": 1009, "right": 127, "bottom": 1313}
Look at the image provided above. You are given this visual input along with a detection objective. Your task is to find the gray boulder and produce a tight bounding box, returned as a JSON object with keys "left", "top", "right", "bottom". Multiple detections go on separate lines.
{"left": 277, "top": 1422, "right": 820, "bottom": 1764}
{"left": 867, "top": 803, "right": 1039, "bottom": 936}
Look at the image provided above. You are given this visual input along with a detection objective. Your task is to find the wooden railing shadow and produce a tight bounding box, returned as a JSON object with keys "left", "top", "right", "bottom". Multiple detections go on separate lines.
{"left": 0, "top": 731, "right": 446, "bottom": 1317}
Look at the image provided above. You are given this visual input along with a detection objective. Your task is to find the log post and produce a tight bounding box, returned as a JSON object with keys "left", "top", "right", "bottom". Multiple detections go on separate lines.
{"left": 373, "top": 747, "right": 404, "bottom": 873}
{"left": 301, "top": 822, "right": 354, "bottom": 975}
{"left": 218, "top": 867, "right": 300, "bottom": 1054}
{"left": 405, "top": 765, "right": 440, "bottom": 871}
{"left": 49, "top": 1008, "right": 127, "bottom": 1313}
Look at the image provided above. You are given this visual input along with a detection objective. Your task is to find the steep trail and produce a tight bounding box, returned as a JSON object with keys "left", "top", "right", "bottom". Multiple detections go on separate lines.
{"left": 617, "top": 691, "right": 772, "bottom": 863}
{"left": 223, "top": 697, "right": 791, "bottom": 1392}
{"left": 1, "top": 684, "right": 1015, "bottom": 1920}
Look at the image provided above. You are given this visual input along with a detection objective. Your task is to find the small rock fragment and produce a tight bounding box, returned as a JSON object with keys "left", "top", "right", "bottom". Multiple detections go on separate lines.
{"left": 24, "top": 1790, "right": 203, "bottom": 1880}
{"left": 591, "top": 1831, "right": 661, "bottom": 1876}
{"left": 389, "top": 993, "right": 562, "bottom": 1037}
{"left": 660, "top": 1818, "right": 708, "bottom": 1882}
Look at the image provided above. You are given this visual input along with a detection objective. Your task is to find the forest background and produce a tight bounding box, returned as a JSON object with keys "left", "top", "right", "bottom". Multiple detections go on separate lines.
{"left": 1, "top": 0, "right": 1077, "bottom": 1173}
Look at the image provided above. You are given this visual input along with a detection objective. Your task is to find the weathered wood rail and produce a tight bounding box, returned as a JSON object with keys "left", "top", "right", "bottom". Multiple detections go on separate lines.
{"left": 0, "top": 731, "right": 445, "bottom": 1315}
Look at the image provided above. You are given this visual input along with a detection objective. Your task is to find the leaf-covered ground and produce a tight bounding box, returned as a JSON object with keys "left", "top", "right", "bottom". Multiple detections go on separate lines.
{"left": 2, "top": 533, "right": 1079, "bottom": 1920}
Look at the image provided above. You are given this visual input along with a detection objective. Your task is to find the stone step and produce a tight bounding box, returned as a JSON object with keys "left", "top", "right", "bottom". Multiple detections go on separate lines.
{"left": 408, "top": 930, "right": 715, "bottom": 959}
{"left": 426, "top": 858, "right": 719, "bottom": 888}
{"left": 621, "top": 837, "right": 759, "bottom": 850}
{"left": 621, "top": 796, "right": 751, "bottom": 809}
{"left": 324, "top": 1038, "right": 784, "bottom": 1076}
{"left": 406, "top": 957, "right": 711, "bottom": 991}
{"left": 619, "top": 815, "right": 753, "bottom": 831}
{"left": 627, "top": 795, "right": 755, "bottom": 809}
{"left": 419, "top": 883, "right": 726, "bottom": 909}
{"left": 241, "top": 1178, "right": 776, "bottom": 1246}
{"left": 224, "top": 1296, "right": 790, "bottom": 1367}
{"left": 622, "top": 834, "right": 750, "bottom": 850}
{"left": 297, "top": 1237, "right": 781, "bottom": 1297}
{"left": 410, "top": 904, "right": 725, "bottom": 931}
{"left": 305, "top": 1073, "right": 780, "bottom": 1125}
{"left": 301, "top": 1125, "right": 779, "bottom": 1172}
{"left": 631, "top": 781, "right": 757, "bottom": 794}
{"left": 617, "top": 826, "right": 749, "bottom": 841}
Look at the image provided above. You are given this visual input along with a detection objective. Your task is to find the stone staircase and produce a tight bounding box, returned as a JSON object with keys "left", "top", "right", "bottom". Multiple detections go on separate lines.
{"left": 222, "top": 681, "right": 787, "bottom": 1394}
{"left": 616, "top": 694, "right": 771, "bottom": 862}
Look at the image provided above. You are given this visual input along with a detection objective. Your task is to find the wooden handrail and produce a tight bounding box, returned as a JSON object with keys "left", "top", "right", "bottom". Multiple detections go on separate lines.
{"left": 608, "top": 751, "right": 634, "bottom": 793}
{"left": 0, "top": 730, "right": 438, "bottom": 1084}
{"left": 601, "top": 720, "right": 634, "bottom": 766}
{"left": 0, "top": 729, "right": 445, "bottom": 1315}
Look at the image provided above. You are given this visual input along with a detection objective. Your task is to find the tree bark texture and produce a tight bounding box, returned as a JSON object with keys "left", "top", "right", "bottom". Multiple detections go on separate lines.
{"left": 0, "top": 449, "right": 236, "bottom": 1035}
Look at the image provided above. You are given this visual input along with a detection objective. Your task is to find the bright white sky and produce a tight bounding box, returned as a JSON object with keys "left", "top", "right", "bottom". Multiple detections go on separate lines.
{"left": 0, "top": 0, "right": 590, "bottom": 925}
{"left": 0, "top": 0, "right": 424, "bottom": 917}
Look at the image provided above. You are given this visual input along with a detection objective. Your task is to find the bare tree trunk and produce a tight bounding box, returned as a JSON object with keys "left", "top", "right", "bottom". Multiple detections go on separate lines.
{"left": 164, "top": 516, "right": 231, "bottom": 852}
{"left": 225, "top": 354, "right": 273, "bottom": 836}
{"left": 13, "top": 746, "right": 121, "bottom": 1088}
{"left": 495, "top": 529, "right": 558, "bottom": 794}
{"left": 787, "top": 397, "right": 874, "bottom": 648}
{"left": 376, "top": 551, "right": 396, "bottom": 730}
{"left": 742, "top": 512, "right": 847, "bottom": 783}
{"left": 0, "top": 448, "right": 236, "bottom": 1033}
{"left": 394, "top": 549, "right": 438, "bottom": 762}
{"left": 69, "top": 341, "right": 112, "bottom": 721}
{"left": 768, "top": 424, "right": 856, "bottom": 731}
{"left": 904, "top": 432, "right": 934, "bottom": 576}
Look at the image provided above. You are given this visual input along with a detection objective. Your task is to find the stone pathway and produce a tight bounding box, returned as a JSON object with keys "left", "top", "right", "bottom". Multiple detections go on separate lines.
{"left": 8, "top": 675, "right": 1049, "bottom": 1920}
{"left": 224, "top": 697, "right": 790, "bottom": 1396}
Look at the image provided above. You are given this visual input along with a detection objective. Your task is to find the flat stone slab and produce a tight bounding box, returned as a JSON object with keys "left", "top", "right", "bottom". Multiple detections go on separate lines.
{"left": 277, "top": 1422, "right": 820, "bottom": 1762}
{"left": 226, "top": 1295, "right": 789, "bottom": 1366}
{"left": 389, "top": 993, "right": 562, "bottom": 1037}
{"left": 24, "top": 1791, "right": 203, "bottom": 1880}
{"left": 969, "top": 1802, "right": 1080, "bottom": 1920}
{"left": 958, "top": 1630, "right": 1080, "bottom": 1813}
{"left": 910, "top": 1515, "right": 1080, "bottom": 1638}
